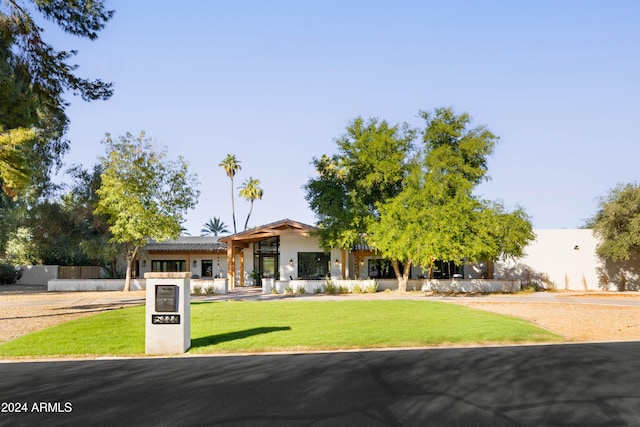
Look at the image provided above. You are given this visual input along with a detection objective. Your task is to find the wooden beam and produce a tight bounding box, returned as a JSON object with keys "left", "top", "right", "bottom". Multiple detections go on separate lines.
{"left": 239, "top": 251, "right": 245, "bottom": 287}
{"left": 227, "top": 243, "right": 235, "bottom": 290}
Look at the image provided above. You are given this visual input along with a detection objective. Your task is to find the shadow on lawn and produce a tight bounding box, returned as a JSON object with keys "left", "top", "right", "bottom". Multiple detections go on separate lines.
{"left": 191, "top": 326, "right": 291, "bottom": 349}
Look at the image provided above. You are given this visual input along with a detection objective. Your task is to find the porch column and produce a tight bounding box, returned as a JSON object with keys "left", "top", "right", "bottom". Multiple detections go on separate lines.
{"left": 239, "top": 251, "right": 245, "bottom": 287}
{"left": 341, "top": 249, "right": 346, "bottom": 280}
{"left": 227, "top": 244, "right": 235, "bottom": 290}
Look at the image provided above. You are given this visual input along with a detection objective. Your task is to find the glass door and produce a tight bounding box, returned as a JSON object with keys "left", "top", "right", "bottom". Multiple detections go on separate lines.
{"left": 260, "top": 256, "right": 276, "bottom": 281}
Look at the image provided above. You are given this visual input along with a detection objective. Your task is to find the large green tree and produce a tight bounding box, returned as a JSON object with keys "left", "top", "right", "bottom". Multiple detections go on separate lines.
{"left": 371, "top": 108, "right": 533, "bottom": 290}
{"left": 0, "top": 0, "right": 113, "bottom": 198}
{"left": 95, "top": 132, "right": 200, "bottom": 291}
{"left": 306, "top": 108, "right": 533, "bottom": 291}
{"left": 305, "top": 117, "right": 416, "bottom": 250}
{"left": 0, "top": 0, "right": 114, "bottom": 259}
{"left": 4, "top": 163, "right": 120, "bottom": 270}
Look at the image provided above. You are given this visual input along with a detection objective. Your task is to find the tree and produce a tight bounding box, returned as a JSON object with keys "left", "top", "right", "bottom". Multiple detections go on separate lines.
{"left": 306, "top": 108, "right": 533, "bottom": 291}
{"left": 95, "top": 132, "right": 200, "bottom": 291}
{"left": 304, "top": 117, "right": 416, "bottom": 250}
{"left": 0, "top": 127, "right": 33, "bottom": 197}
{"left": 219, "top": 154, "right": 241, "bottom": 234}
{"left": 589, "top": 183, "right": 640, "bottom": 262}
{"left": 201, "top": 217, "right": 229, "bottom": 236}
{"left": 65, "top": 163, "right": 121, "bottom": 275}
{"left": 0, "top": 0, "right": 114, "bottom": 198}
{"left": 5, "top": 163, "right": 120, "bottom": 270}
{"left": 239, "top": 177, "right": 263, "bottom": 231}
{"left": 372, "top": 108, "right": 533, "bottom": 291}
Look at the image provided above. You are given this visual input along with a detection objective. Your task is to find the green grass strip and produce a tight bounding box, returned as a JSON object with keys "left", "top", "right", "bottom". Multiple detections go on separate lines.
{"left": 0, "top": 300, "right": 561, "bottom": 357}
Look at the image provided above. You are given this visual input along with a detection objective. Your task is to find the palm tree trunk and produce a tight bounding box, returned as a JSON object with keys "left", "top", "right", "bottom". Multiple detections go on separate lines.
{"left": 244, "top": 201, "right": 254, "bottom": 231}
{"left": 230, "top": 178, "right": 237, "bottom": 233}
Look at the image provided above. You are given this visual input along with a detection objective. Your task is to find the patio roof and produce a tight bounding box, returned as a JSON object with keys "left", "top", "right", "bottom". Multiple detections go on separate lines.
{"left": 218, "top": 218, "right": 317, "bottom": 245}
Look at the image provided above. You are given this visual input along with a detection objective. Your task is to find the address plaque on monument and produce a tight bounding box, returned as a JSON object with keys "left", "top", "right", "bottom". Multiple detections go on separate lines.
{"left": 151, "top": 314, "right": 181, "bottom": 325}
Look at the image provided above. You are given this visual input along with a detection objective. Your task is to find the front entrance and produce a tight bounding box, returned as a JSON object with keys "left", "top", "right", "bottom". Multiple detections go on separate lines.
{"left": 253, "top": 236, "right": 280, "bottom": 286}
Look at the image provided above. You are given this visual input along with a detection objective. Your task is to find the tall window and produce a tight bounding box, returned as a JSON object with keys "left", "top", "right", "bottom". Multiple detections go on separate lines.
{"left": 202, "top": 260, "right": 213, "bottom": 277}
{"left": 151, "top": 260, "right": 186, "bottom": 272}
{"left": 432, "top": 260, "right": 463, "bottom": 278}
{"left": 298, "top": 252, "right": 330, "bottom": 279}
{"left": 368, "top": 259, "right": 398, "bottom": 279}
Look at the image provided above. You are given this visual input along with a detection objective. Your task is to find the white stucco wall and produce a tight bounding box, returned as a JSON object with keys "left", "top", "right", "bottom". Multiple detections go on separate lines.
{"left": 48, "top": 279, "right": 146, "bottom": 291}
{"left": 279, "top": 235, "right": 342, "bottom": 280}
{"left": 494, "top": 229, "right": 601, "bottom": 290}
{"left": 138, "top": 253, "right": 228, "bottom": 280}
{"left": 17, "top": 265, "right": 58, "bottom": 285}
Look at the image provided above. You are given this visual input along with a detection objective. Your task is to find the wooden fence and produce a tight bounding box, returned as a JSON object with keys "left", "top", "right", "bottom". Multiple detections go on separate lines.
{"left": 57, "top": 266, "right": 102, "bottom": 280}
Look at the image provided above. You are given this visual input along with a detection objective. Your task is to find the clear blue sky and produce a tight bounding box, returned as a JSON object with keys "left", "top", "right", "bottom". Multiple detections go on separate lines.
{"left": 49, "top": 0, "right": 640, "bottom": 234}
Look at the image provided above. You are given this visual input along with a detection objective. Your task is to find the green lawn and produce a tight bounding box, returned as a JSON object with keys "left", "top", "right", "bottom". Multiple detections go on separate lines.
{"left": 0, "top": 300, "right": 561, "bottom": 357}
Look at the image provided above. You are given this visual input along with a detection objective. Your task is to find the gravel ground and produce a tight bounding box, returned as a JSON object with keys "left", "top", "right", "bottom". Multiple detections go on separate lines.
{"left": 449, "top": 300, "right": 640, "bottom": 342}
{"left": 1, "top": 285, "right": 639, "bottom": 344}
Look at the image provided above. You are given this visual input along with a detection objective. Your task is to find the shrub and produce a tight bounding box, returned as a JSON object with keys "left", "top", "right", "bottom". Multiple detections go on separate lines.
{"left": 336, "top": 285, "right": 349, "bottom": 294}
{"left": 205, "top": 285, "right": 215, "bottom": 295}
{"left": 323, "top": 279, "right": 337, "bottom": 294}
{"left": 519, "top": 283, "right": 537, "bottom": 294}
{"left": 284, "top": 285, "right": 294, "bottom": 294}
{"left": 0, "top": 263, "right": 22, "bottom": 285}
{"left": 192, "top": 285, "right": 203, "bottom": 295}
{"left": 352, "top": 283, "right": 364, "bottom": 294}
{"left": 296, "top": 285, "right": 306, "bottom": 295}
{"left": 365, "top": 280, "right": 378, "bottom": 293}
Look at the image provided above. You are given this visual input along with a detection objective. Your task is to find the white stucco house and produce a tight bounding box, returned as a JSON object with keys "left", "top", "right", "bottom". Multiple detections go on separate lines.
{"left": 134, "top": 218, "right": 637, "bottom": 293}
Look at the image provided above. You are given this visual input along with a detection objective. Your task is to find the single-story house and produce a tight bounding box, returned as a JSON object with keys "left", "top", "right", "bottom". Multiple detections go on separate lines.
{"left": 140, "top": 236, "right": 227, "bottom": 279}
{"left": 136, "top": 219, "right": 638, "bottom": 292}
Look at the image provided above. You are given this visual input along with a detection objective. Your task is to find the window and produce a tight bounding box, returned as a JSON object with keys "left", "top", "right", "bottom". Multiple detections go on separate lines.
{"left": 202, "top": 260, "right": 213, "bottom": 277}
{"left": 298, "top": 252, "right": 330, "bottom": 279}
{"left": 368, "top": 259, "right": 398, "bottom": 279}
{"left": 151, "top": 260, "right": 186, "bottom": 272}
{"left": 431, "top": 260, "right": 463, "bottom": 279}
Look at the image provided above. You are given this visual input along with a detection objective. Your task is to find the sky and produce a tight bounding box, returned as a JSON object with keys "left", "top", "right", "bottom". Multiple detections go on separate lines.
{"left": 46, "top": 0, "right": 640, "bottom": 235}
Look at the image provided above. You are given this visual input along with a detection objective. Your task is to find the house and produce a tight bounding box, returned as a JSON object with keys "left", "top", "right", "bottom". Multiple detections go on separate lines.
{"left": 138, "top": 219, "right": 638, "bottom": 293}
{"left": 140, "top": 236, "right": 227, "bottom": 279}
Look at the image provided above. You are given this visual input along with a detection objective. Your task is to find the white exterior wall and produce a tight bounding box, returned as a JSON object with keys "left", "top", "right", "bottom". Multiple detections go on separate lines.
{"left": 17, "top": 265, "right": 58, "bottom": 285}
{"left": 139, "top": 253, "right": 228, "bottom": 280}
{"left": 48, "top": 279, "right": 146, "bottom": 291}
{"left": 493, "top": 229, "right": 601, "bottom": 290}
{"left": 279, "top": 235, "right": 341, "bottom": 280}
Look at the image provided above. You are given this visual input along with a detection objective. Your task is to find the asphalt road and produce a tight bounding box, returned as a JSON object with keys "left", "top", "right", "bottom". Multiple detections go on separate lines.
{"left": 2, "top": 342, "right": 640, "bottom": 426}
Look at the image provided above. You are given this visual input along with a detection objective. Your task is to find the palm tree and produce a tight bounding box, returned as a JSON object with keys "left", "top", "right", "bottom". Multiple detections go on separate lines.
{"left": 201, "top": 217, "right": 229, "bottom": 236}
{"left": 239, "top": 177, "right": 264, "bottom": 231}
{"left": 219, "top": 154, "right": 241, "bottom": 233}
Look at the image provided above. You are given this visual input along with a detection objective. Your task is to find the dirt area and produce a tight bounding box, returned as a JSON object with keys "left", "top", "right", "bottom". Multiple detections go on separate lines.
{"left": 0, "top": 286, "right": 639, "bottom": 344}
{"left": 450, "top": 300, "right": 640, "bottom": 342}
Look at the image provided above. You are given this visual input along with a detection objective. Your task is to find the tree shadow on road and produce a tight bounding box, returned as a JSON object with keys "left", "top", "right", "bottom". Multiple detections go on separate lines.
{"left": 191, "top": 326, "right": 291, "bottom": 349}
